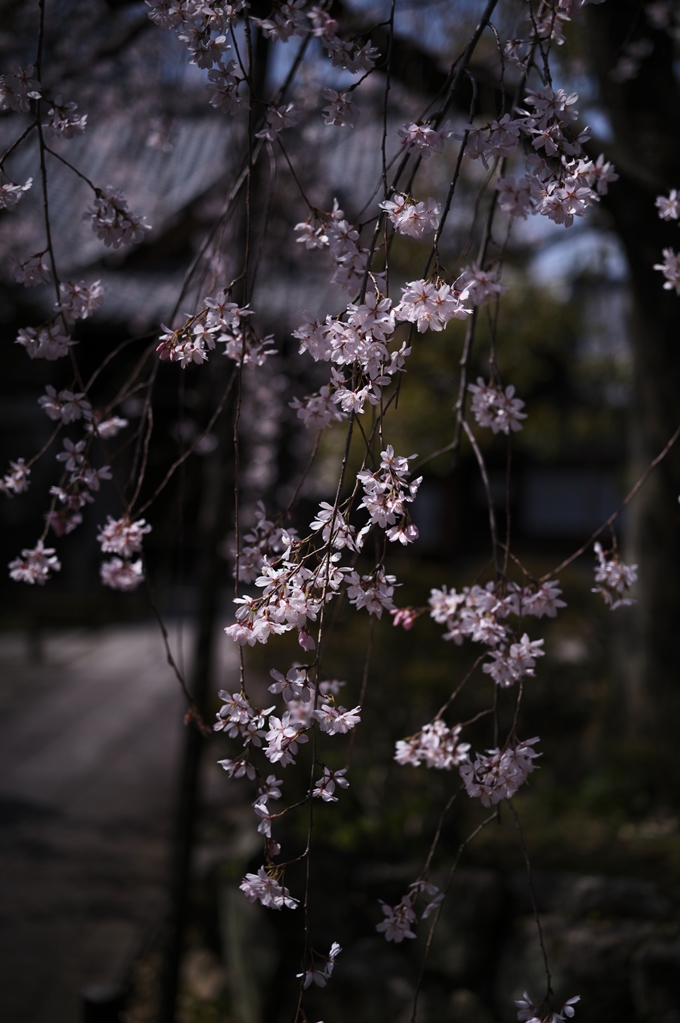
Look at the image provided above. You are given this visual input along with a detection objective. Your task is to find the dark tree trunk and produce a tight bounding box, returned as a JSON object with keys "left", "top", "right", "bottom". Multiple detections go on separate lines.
{"left": 585, "top": 3, "right": 680, "bottom": 748}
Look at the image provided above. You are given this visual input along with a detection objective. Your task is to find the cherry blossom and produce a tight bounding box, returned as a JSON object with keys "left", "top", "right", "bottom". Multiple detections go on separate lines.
{"left": 38, "top": 386, "right": 93, "bottom": 424}
{"left": 269, "top": 666, "right": 314, "bottom": 703}
{"left": 521, "top": 86, "right": 579, "bottom": 130}
{"left": 214, "top": 690, "right": 273, "bottom": 747}
{"left": 56, "top": 438, "right": 87, "bottom": 472}
{"left": 56, "top": 280, "right": 104, "bottom": 322}
{"left": 87, "top": 416, "right": 129, "bottom": 439}
{"left": 522, "top": 581, "right": 567, "bottom": 618}
{"left": 313, "top": 703, "right": 361, "bottom": 735}
{"left": 85, "top": 188, "right": 151, "bottom": 248}
{"left": 654, "top": 248, "right": 680, "bottom": 294}
{"left": 515, "top": 992, "right": 580, "bottom": 1023}
{"left": 312, "top": 767, "right": 349, "bottom": 802}
{"left": 468, "top": 378, "right": 527, "bottom": 434}
{"left": 264, "top": 712, "right": 309, "bottom": 766}
{"left": 656, "top": 189, "right": 680, "bottom": 221}
{"left": 379, "top": 194, "right": 441, "bottom": 238}
{"left": 319, "top": 679, "right": 346, "bottom": 698}
{"left": 217, "top": 755, "right": 256, "bottom": 781}
{"left": 255, "top": 103, "right": 298, "bottom": 140}
{"left": 322, "top": 89, "right": 356, "bottom": 127}
{"left": 0, "top": 176, "right": 33, "bottom": 210}
{"left": 496, "top": 173, "right": 541, "bottom": 219}
{"left": 390, "top": 607, "right": 419, "bottom": 630}
{"left": 482, "top": 634, "right": 545, "bottom": 688}
{"left": 357, "top": 446, "right": 421, "bottom": 542}
{"left": 1, "top": 458, "right": 31, "bottom": 497}
{"left": 577, "top": 154, "right": 618, "bottom": 195}
{"left": 592, "top": 542, "right": 638, "bottom": 609}
{"left": 376, "top": 896, "right": 417, "bottom": 942}
{"left": 308, "top": 6, "right": 339, "bottom": 39}
{"left": 395, "top": 720, "right": 470, "bottom": 770}
{"left": 297, "top": 941, "right": 342, "bottom": 989}
{"left": 43, "top": 97, "right": 87, "bottom": 138}
{"left": 460, "top": 264, "right": 507, "bottom": 306}
{"left": 255, "top": 775, "right": 283, "bottom": 805}
{"left": 345, "top": 567, "right": 397, "bottom": 617}
{"left": 536, "top": 176, "right": 599, "bottom": 229}
{"left": 206, "top": 60, "right": 243, "bottom": 113}
{"left": 397, "top": 121, "right": 450, "bottom": 158}
{"left": 45, "top": 509, "right": 83, "bottom": 537}
{"left": 253, "top": 1, "right": 308, "bottom": 42}
{"left": 395, "top": 278, "right": 471, "bottom": 332}
{"left": 310, "top": 501, "right": 362, "bottom": 551}
{"left": 10, "top": 254, "right": 51, "bottom": 287}
{"left": 0, "top": 64, "right": 41, "bottom": 112}
{"left": 100, "top": 557, "right": 144, "bottom": 591}
{"left": 460, "top": 739, "right": 541, "bottom": 806}
{"left": 233, "top": 501, "right": 297, "bottom": 583}
{"left": 463, "top": 114, "right": 522, "bottom": 168}
{"left": 97, "top": 516, "right": 152, "bottom": 558}
{"left": 326, "top": 37, "right": 379, "bottom": 73}
{"left": 9, "top": 540, "right": 61, "bottom": 585}
{"left": 239, "top": 867, "right": 299, "bottom": 910}
{"left": 15, "top": 322, "right": 74, "bottom": 360}
{"left": 294, "top": 222, "right": 329, "bottom": 250}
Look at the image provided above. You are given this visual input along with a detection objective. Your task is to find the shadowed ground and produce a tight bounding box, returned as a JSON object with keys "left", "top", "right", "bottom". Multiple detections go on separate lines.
{"left": 0, "top": 625, "right": 189, "bottom": 1023}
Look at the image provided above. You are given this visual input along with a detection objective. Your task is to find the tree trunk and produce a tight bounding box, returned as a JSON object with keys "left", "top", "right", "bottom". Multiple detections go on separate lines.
{"left": 586, "top": 3, "right": 680, "bottom": 748}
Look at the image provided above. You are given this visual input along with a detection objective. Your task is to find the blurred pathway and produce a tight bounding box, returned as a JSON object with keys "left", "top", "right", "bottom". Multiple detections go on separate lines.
{"left": 0, "top": 625, "right": 191, "bottom": 1023}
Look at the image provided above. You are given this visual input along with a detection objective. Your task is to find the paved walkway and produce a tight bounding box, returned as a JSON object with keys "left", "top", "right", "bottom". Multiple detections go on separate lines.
{"left": 0, "top": 624, "right": 197, "bottom": 1022}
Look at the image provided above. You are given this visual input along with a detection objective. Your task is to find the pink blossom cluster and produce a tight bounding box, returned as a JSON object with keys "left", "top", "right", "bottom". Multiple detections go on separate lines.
{"left": 8, "top": 540, "right": 61, "bottom": 585}
{"left": 225, "top": 547, "right": 345, "bottom": 647}
{"left": 239, "top": 867, "right": 299, "bottom": 910}
{"left": 56, "top": 280, "right": 104, "bottom": 322}
{"left": 43, "top": 96, "right": 87, "bottom": 138}
{"left": 311, "top": 767, "right": 349, "bottom": 802}
{"left": 15, "top": 322, "right": 74, "bottom": 361}
{"left": 48, "top": 439, "right": 111, "bottom": 537}
{"left": 459, "top": 738, "right": 541, "bottom": 806}
{"left": 214, "top": 689, "right": 272, "bottom": 747}
{"left": 376, "top": 882, "right": 442, "bottom": 943}
{"left": 592, "top": 542, "right": 638, "bottom": 609}
{"left": 206, "top": 60, "right": 243, "bottom": 113}
{"left": 459, "top": 263, "right": 507, "bottom": 306}
{"left": 97, "top": 515, "right": 151, "bottom": 591}
{"left": 322, "top": 89, "right": 356, "bottom": 127}
{"left": 156, "top": 293, "right": 272, "bottom": 368}
{"left": 236, "top": 502, "right": 299, "bottom": 583}
{"left": 516, "top": 992, "right": 580, "bottom": 1023}
{"left": 429, "top": 580, "right": 563, "bottom": 687}
{"left": 0, "top": 176, "right": 32, "bottom": 210}
{"left": 395, "top": 720, "right": 470, "bottom": 770}
{"left": 293, "top": 200, "right": 373, "bottom": 294}
{"left": 39, "top": 386, "right": 93, "bottom": 424}
{"left": 297, "top": 941, "right": 342, "bottom": 988}
{"left": 85, "top": 188, "right": 151, "bottom": 249}
{"left": 468, "top": 378, "right": 527, "bottom": 434}
{"left": 290, "top": 289, "right": 414, "bottom": 426}
{"left": 397, "top": 121, "right": 451, "bottom": 158}
{"left": 0, "top": 64, "right": 41, "bottom": 112}
{"left": 379, "top": 193, "right": 442, "bottom": 238}
{"left": 394, "top": 278, "right": 471, "bottom": 332}
{"left": 345, "top": 566, "right": 397, "bottom": 618}
{"left": 357, "top": 445, "right": 421, "bottom": 545}
{"left": 654, "top": 247, "right": 680, "bottom": 294}
{"left": 482, "top": 634, "right": 545, "bottom": 688}
{"left": 1, "top": 459, "right": 31, "bottom": 497}
{"left": 10, "top": 254, "right": 51, "bottom": 287}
